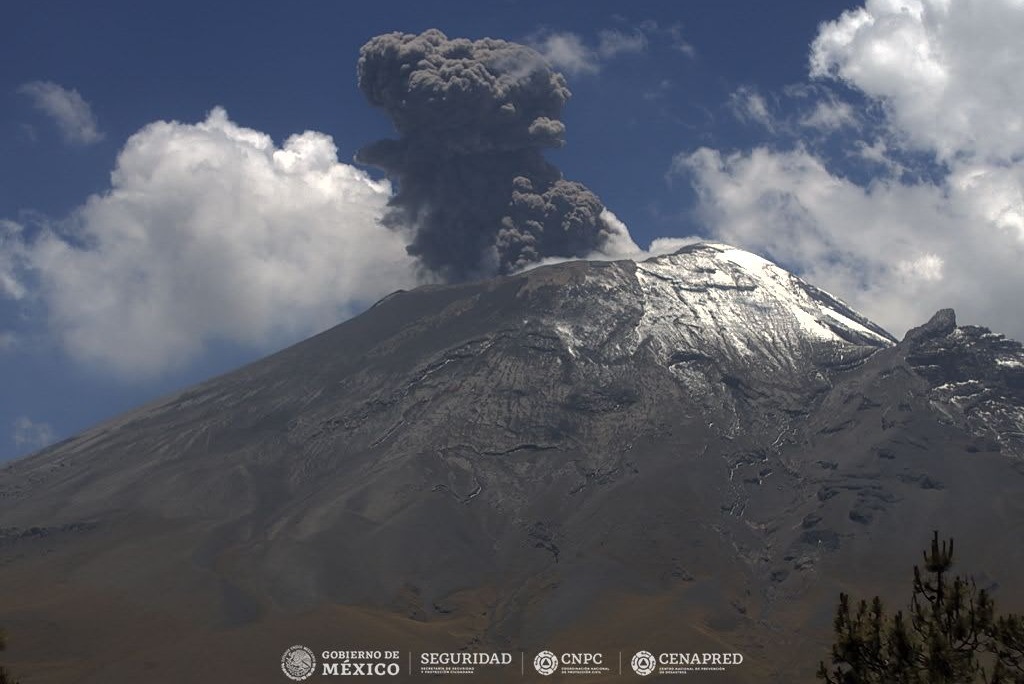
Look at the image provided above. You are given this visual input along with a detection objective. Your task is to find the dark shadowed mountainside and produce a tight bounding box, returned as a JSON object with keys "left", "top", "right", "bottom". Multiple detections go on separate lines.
{"left": 2, "top": 243, "right": 1024, "bottom": 683}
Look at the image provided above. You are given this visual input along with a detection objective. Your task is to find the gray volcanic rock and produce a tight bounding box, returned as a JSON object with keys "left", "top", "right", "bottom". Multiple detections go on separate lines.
{"left": 904, "top": 310, "right": 1024, "bottom": 457}
{"left": 1, "top": 243, "right": 1023, "bottom": 683}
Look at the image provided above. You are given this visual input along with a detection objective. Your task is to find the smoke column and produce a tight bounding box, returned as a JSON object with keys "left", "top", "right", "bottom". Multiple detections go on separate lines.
{"left": 357, "top": 29, "right": 631, "bottom": 281}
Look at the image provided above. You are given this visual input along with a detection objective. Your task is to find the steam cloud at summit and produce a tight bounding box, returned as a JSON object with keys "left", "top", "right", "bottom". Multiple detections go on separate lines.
{"left": 357, "top": 29, "right": 632, "bottom": 281}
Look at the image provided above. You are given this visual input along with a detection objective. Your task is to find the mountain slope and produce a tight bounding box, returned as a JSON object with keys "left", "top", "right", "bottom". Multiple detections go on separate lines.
{"left": 1, "top": 243, "right": 1023, "bottom": 683}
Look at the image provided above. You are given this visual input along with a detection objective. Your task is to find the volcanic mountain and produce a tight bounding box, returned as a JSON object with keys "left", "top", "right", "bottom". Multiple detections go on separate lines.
{"left": 2, "top": 243, "right": 1024, "bottom": 683}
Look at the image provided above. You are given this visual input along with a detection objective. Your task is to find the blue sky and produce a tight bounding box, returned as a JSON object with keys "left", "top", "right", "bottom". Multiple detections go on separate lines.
{"left": 3, "top": 0, "right": 1024, "bottom": 459}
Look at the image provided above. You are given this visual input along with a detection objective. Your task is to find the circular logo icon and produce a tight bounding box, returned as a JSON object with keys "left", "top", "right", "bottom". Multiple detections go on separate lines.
{"left": 281, "top": 645, "right": 316, "bottom": 681}
{"left": 631, "top": 650, "right": 657, "bottom": 676}
{"left": 534, "top": 650, "right": 559, "bottom": 676}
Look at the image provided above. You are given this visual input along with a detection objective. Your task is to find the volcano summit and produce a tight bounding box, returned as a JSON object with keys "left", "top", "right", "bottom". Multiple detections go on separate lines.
{"left": 2, "top": 243, "right": 1024, "bottom": 682}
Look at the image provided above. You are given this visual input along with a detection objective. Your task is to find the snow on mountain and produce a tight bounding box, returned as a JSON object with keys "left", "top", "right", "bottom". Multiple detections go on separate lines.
{"left": 905, "top": 312, "right": 1024, "bottom": 457}
{"left": 626, "top": 243, "right": 893, "bottom": 381}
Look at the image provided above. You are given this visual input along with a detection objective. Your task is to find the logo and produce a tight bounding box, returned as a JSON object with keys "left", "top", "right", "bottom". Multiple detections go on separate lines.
{"left": 534, "top": 650, "right": 559, "bottom": 676}
{"left": 417, "top": 651, "right": 514, "bottom": 676}
{"left": 319, "top": 650, "right": 401, "bottom": 676}
{"left": 532, "top": 650, "right": 611, "bottom": 676}
{"left": 631, "top": 651, "right": 657, "bottom": 676}
{"left": 281, "top": 645, "right": 316, "bottom": 681}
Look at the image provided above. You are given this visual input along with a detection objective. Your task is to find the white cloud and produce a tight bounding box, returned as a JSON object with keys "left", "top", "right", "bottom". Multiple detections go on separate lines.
{"left": 853, "top": 138, "right": 904, "bottom": 175}
{"left": 588, "top": 209, "right": 701, "bottom": 262}
{"left": 666, "top": 24, "right": 696, "bottom": 58}
{"left": 529, "top": 26, "right": 650, "bottom": 76}
{"left": 673, "top": 0, "right": 1024, "bottom": 340}
{"left": 597, "top": 29, "right": 647, "bottom": 58}
{"left": 897, "top": 253, "right": 944, "bottom": 282}
{"left": 644, "top": 236, "right": 704, "bottom": 256}
{"left": 734, "top": 84, "right": 864, "bottom": 138}
{"left": 531, "top": 32, "right": 599, "bottom": 75}
{"left": 12, "top": 107, "right": 418, "bottom": 378}
{"left": 810, "top": 0, "right": 1024, "bottom": 163}
{"left": 729, "top": 86, "right": 776, "bottom": 132}
{"left": 515, "top": 209, "right": 697, "bottom": 273}
{"left": 800, "top": 99, "right": 859, "bottom": 132}
{"left": 12, "top": 416, "right": 56, "bottom": 450}
{"left": 676, "top": 146, "right": 1024, "bottom": 339}
{"left": 596, "top": 211, "right": 703, "bottom": 260}
{"left": 18, "top": 81, "right": 103, "bottom": 145}
{"left": 0, "top": 220, "right": 27, "bottom": 300}
{"left": 636, "top": 20, "right": 696, "bottom": 58}
{"left": 0, "top": 332, "right": 15, "bottom": 351}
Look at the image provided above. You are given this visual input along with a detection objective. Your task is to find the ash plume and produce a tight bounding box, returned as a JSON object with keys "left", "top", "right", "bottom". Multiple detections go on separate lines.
{"left": 357, "top": 29, "right": 629, "bottom": 281}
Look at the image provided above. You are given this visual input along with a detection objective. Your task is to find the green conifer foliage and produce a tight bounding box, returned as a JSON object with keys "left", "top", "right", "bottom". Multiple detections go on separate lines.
{"left": 819, "top": 532, "right": 1024, "bottom": 683}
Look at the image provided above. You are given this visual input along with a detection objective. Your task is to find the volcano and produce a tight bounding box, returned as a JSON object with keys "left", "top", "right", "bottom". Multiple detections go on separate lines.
{"left": 2, "top": 242, "right": 1024, "bottom": 682}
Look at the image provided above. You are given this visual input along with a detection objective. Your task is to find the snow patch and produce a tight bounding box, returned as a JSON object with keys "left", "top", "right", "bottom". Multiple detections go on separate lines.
{"left": 820, "top": 307, "right": 892, "bottom": 344}
{"left": 628, "top": 243, "right": 892, "bottom": 379}
{"left": 554, "top": 323, "right": 581, "bottom": 357}
{"left": 717, "top": 248, "right": 774, "bottom": 272}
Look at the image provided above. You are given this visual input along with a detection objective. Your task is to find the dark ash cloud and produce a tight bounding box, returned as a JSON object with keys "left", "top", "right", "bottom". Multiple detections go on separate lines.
{"left": 357, "top": 29, "right": 629, "bottom": 281}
